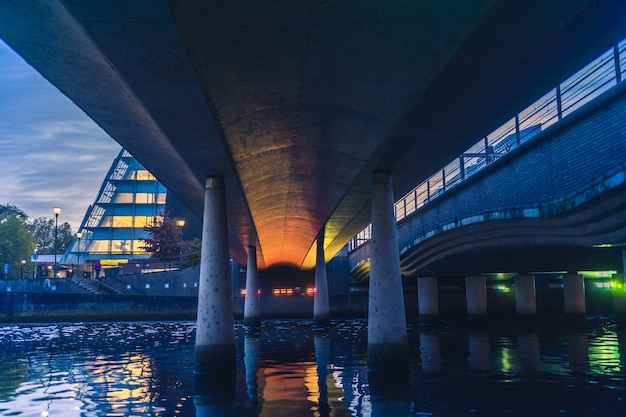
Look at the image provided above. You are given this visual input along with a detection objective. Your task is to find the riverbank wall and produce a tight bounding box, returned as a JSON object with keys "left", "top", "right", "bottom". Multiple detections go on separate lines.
{"left": 0, "top": 283, "right": 621, "bottom": 323}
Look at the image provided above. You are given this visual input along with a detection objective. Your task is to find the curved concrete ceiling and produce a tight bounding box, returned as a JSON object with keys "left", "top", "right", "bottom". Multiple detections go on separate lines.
{"left": 1, "top": 0, "right": 625, "bottom": 270}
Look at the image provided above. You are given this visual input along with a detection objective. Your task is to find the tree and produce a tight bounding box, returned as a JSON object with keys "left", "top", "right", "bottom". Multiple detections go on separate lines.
{"left": 182, "top": 238, "right": 202, "bottom": 267}
{"left": 0, "top": 211, "right": 35, "bottom": 278}
{"left": 140, "top": 214, "right": 182, "bottom": 259}
{"left": 0, "top": 204, "right": 28, "bottom": 223}
{"left": 31, "top": 217, "right": 73, "bottom": 255}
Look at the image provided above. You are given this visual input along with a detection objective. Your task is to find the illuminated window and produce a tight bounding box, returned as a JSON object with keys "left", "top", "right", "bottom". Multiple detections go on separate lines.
{"left": 130, "top": 170, "right": 155, "bottom": 180}
{"left": 132, "top": 240, "right": 150, "bottom": 254}
{"left": 273, "top": 288, "right": 294, "bottom": 296}
{"left": 113, "top": 193, "right": 134, "bottom": 203}
{"left": 112, "top": 216, "right": 133, "bottom": 227}
{"left": 88, "top": 240, "right": 110, "bottom": 253}
{"left": 134, "top": 216, "right": 154, "bottom": 228}
{"left": 157, "top": 193, "right": 167, "bottom": 204}
{"left": 111, "top": 240, "right": 132, "bottom": 254}
{"left": 136, "top": 193, "right": 156, "bottom": 204}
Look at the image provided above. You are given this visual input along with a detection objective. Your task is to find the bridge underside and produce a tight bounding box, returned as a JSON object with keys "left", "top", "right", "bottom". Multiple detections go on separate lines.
{"left": 1, "top": 1, "right": 625, "bottom": 271}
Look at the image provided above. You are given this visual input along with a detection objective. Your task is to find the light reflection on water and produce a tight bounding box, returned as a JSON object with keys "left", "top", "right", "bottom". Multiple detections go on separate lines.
{"left": 0, "top": 317, "right": 625, "bottom": 416}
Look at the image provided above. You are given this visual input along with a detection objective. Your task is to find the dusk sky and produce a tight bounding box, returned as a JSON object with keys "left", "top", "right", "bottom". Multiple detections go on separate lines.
{"left": 0, "top": 39, "right": 121, "bottom": 231}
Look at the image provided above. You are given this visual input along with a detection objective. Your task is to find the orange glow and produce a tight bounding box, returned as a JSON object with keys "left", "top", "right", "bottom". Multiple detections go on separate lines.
{"left": 241, "top": 289, "right": 247, "bottom": 295}
{"left": 306, "top": 287, "right": 316, "bottom": 296}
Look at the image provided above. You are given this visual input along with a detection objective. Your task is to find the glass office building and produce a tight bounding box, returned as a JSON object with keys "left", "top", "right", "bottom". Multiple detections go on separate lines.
{"left": 61, "top": 149, "right": 167, "bottom": 270}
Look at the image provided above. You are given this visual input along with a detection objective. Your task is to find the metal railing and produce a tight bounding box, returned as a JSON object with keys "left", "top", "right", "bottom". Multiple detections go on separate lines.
{"left": 349, "top": 37, "right": 626, "bottom": 251}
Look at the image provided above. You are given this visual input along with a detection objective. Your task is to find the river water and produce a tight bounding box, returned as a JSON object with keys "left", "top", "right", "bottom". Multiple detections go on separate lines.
{"left": 0, "top": 316, "right": 625, "bottom": 416}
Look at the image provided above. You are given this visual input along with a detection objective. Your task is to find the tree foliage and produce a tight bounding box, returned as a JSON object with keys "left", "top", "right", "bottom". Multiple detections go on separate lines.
{"left": 0, "top": 207, "right": 35, "bottom": 278}
{"left": 30, "top": 217, "right": 73, "bottom": 255}
{"left": 0, "top": 204, "right": 28, "bottom": 223}
{"left": 183, "top": 238, "right": 201, "bottom": 267}
{"left": 140, "top": 214, "right": 183, "bottom": 259}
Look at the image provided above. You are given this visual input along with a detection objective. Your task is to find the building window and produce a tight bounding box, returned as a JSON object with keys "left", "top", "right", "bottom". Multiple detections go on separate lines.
{"left": 130, "top": 170, "right": 155, "bottom": 181}
{"left": 113, "top": 193, "right": 134, "bottom": 204}
{"left": 136, "top": 193, "right": 156, "bottom": 204}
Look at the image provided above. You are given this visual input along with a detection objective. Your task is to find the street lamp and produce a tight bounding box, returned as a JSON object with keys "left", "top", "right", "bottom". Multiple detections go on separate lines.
{"left": 175, "top": 219, "right": 185, "bottom": 269}
{"left": 76, "top": 232, "right": 83, "bottom": 267}
{"left": 21, "top": 259, "right": 26, "bottom": 279}
{"left": 53, "top": 207, "right": 61, "bottom": 278}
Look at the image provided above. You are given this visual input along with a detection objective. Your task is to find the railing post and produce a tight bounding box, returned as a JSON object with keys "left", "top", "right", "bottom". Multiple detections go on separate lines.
{"left": 426, "top": 179, "right": 431, "bottom": 202}
{"left": 515, "top": 114, "right": 521, "bottom": 146}
{"left": 459, "top": 155, "right": 465, "bottom": 180}
{"left": 483, "top": 137, "right": 489, "bottom": 164}
{"left": 556, "top": 85, "right": 563, "bottom": 121}
{"left": 403, "top": 195, "right": 407, "bottom": 219}
{"left": 441, "top": 169, "right": 446, "bottom": 192}
{"left": 614, "top": 45, "right": 622, "bottom": 84}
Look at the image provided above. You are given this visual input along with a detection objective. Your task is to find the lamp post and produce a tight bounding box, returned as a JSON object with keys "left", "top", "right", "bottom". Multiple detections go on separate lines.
{"left": 76, "top": 232, "right": 83, "bottom": 268}
{"left": 21, "top": 259, "right": 26, "bottom": 279}
{"left": 175, "top": 219, "right": 185, "bottom": 269}
{"left": 53, "top": 207, "right": 61, "bottom": 278}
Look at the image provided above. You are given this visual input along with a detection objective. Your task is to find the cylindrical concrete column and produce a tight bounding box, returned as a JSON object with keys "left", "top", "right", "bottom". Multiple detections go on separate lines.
{"left": 314, "top": 231, "right": 330, "bottom": 327}
{"left": 466, "top": 275, "right": 487, "bottom": 316}
{"left": 244, "top": 245, "right": 260, "bottom": 326}
{"left": 195, "top": 176, "right": 235, "bottom": 372}
{"left": 418, "top": 277, "right": 439, "bottom": 317}
{"left": 622, "top": 249, "right": 626, "bottom": 283}
{"left": 368, "top": 171, "right": 408, "bottom": 370}
{"left": 615, "top": 250, "right": 626, "bottom": 317}
{"left": 515, "top": 274, "right": 537, "bottom": 315}
{"left": 563, "top": 273, "right": 586, "bottom": 315}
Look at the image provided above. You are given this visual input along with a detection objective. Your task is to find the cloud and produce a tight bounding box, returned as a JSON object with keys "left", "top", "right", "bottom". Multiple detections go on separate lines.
{"left": 0, "top": 40, "right": 121, "bottom": 230}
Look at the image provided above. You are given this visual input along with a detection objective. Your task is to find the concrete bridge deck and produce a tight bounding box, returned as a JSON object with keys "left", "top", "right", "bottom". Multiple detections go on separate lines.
{"left": 350, "top": 81, "right": 626, "bottom": 280}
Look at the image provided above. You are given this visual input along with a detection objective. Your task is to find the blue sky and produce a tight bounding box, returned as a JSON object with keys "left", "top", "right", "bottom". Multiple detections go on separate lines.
{"left": 0, "top": 40, "right": 121, "bottom": 230}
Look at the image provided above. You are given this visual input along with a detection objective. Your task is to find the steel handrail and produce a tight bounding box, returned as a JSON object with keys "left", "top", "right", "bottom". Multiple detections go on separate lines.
{"left": 349, "top": 37, "right": 626, "bottom": 252}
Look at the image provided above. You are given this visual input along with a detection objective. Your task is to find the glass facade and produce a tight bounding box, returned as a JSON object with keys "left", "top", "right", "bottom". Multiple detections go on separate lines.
{"left": 61, "top": 149, "right": 167, "bottom": 268}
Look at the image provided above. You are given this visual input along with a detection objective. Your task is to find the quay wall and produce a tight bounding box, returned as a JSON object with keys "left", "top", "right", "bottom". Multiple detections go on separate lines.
{"left": 0, "top": 284, "right": 620, "bottom": 323}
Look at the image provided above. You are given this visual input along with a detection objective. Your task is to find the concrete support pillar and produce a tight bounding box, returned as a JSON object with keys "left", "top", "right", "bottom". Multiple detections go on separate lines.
{"left": 368, "top": 171, "right": 408, "bottom": 370}
{"left": 314, "top": 231, "right": 330, "bottom": 327}
{"left": 418, "top": 277, "right": 439, "bottom": 317}
{"left": 563, "top": 273, "right": 586, "bottom": 315}
{"left": 615, "top": 250, "right": 626, "bottom": 318}
{"left": 195, "top": 176, "right": 235, "bottom": 372}
{"left": 244, "top": 245, "right": 260, "bottom": 326}
{"left": 465, "top": 275, "right": 487, "bottom": 316}
{"left": 623, "top": 250, "right": 626, "bottom": 282}
{"left": 514, "top": 274, "right": 537, "bottom": 315}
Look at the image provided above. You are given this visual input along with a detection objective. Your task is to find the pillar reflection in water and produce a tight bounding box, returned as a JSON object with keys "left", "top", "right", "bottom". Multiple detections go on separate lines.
{"left": 518, "top": 332, "right": 540, "bottom": 371}
{"left": 468, "top": 332, "right": 490, "bottom": 371}
{"left": 244, "top": 329, "right": 261, "bottom": 405}
{"left": 419, "top": 333, "right": 442, "bottom": 373}
{"left": 567, "top": 331, "right": 589, "bottom": 372}
{"left": 194, "top": 371, "right": 236, "bottom": 417}
{"left": 368, "top": 365, "right": 411, "bottom": 417}
{"left": 314, "top": 330, "right": 330, "bottom": 417}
